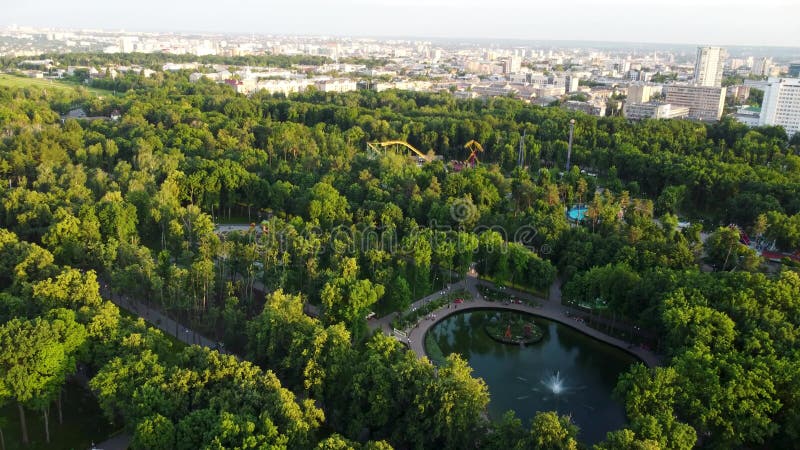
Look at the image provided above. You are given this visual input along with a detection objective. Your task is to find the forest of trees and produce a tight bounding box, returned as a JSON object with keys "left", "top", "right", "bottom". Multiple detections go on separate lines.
{"left": 0, "top": 60, "right": 799, "bottom": 449}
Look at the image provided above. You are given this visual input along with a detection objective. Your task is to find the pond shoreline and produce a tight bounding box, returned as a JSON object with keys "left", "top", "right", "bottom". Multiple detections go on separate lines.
{"left": 406, "top": 292, "right": 661, "bottom": 368}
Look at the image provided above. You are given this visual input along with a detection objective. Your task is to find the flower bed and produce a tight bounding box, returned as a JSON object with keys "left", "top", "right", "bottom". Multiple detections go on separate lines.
{"left": 483, "top": 311, "right": 543, "bottom": 345}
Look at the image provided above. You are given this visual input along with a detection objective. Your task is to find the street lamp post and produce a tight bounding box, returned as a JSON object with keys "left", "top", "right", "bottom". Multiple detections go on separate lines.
{"left": 566, "top": 119, "right": 575, "bottom": 172}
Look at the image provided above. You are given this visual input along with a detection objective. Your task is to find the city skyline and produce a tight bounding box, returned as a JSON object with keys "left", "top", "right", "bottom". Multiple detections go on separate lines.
{"left": 5, "top": 0, "right": 800, "bottom": 48}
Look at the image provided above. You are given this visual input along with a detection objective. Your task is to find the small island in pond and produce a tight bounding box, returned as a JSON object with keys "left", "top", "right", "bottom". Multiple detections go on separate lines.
{"left": 484, "top": 311, "right": 543, "bottom": 345}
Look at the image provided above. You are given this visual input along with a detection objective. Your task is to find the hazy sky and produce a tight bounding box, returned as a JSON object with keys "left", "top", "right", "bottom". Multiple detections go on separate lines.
{"left": 6, "top": 0, "right": 800, "bottom": 47}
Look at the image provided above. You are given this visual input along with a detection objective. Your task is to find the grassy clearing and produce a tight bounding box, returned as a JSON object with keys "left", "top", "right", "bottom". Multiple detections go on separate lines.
{"left": 0, "top": 74, "right": 115, "bottom": 97}
{"left": 0, "top": 382, "right": 117, "bottom": 450}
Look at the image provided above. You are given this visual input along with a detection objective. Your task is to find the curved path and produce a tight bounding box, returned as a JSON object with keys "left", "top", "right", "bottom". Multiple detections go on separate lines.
{"left": 404, "top": 274, "right": 662, "bottom": 368}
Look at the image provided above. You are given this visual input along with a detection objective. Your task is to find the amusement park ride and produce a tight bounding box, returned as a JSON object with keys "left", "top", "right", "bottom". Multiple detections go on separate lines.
{"left": 365, "top": 139, "right": 487, "bottom": 171}
{"left": 366, "top": 140, "right": 435, "bottom": 164}
{"left": 450, "top": 140, "right": 485, "bottom": 171}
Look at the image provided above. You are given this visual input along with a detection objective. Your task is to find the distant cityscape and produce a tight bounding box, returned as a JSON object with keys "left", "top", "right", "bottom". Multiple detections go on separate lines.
{"left": 3, "top": 25, "right": 800, "bottom": 137}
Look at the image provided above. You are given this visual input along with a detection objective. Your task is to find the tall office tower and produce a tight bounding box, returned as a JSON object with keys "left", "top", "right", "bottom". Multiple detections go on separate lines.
{"left": 759, "top": 77, "right": 800, "bottom": 138}
{"left": 694, "top": 46, "right": 726, "bottom": 87}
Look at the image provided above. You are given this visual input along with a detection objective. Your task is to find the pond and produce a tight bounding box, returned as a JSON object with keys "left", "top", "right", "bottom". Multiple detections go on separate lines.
{"left": 567, "top": 205, "right": 588, "bottom": 221}
{"left": 425, "top": 309, "right": 638, "bottom": 444}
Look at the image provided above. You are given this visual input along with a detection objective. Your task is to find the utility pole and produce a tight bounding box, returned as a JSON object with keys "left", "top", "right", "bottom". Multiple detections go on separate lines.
{"left": 566, "top": 119, "right": 575, "bottom": 172}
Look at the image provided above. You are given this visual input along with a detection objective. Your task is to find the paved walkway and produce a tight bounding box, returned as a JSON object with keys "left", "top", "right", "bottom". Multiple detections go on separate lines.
{"left": 99, "top": 282, "right": 229, "bottom": 353}
{"left": 401, "top": 273, "right": 662, "bottom": 368}
{"left": 93, "top": 282, "right": 237, "bottom": 450}
{"left": 92, "top": 433, "right": 132, "bottom": 450}
{"left": 367, "top": 279, "right": 466, "bottom": 334}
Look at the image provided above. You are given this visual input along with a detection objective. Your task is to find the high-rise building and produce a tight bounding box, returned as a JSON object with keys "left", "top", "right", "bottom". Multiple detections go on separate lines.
{"left": 752, "top": 57, "right": 773, "bottom": 77}
{"left": 501, "top": 56, "right": 522, "bottom": 74}
{"left": 565, "top": 75, "right": 580, "bottom": 93}
{"left": 759, "top": 77, "right": 800, "bottom": 137}
{"left": 665, "top": 85, "right": 726, "bottom": 121}
{"left": 694, "top": 47, "right": 726, "bottom": 87}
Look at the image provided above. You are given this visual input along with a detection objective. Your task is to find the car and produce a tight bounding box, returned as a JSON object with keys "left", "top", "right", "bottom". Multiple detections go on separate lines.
{"left": 453, "top": 298, "right": 464, "bottom": 304}
{"left": 365, "top": 311, "right": 376, "bottom": 320}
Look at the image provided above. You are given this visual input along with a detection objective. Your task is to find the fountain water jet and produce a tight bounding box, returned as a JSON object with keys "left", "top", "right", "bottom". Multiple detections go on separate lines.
{"left": 542, "top": 370, "right": 566, "bottom": 395}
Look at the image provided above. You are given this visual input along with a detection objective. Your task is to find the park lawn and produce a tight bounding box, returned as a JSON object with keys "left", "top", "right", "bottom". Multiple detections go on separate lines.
{"left": 0, "top": 381, "right": 117, "bottom": 450}
{"left": 0, "top": 73, "right": 115, "bottom": 97}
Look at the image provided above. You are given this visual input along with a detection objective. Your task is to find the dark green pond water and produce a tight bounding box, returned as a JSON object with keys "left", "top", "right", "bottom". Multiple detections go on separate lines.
{"left": 425, "top": 309, "right": 638, "bottom": 444}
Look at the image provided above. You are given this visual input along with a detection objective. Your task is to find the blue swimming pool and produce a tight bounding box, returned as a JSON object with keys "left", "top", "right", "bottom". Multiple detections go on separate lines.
{"left": 567, "top": 206, "right": 588, "bottom": 221}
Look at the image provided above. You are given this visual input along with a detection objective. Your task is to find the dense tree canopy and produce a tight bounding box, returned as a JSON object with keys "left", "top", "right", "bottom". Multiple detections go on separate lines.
{"left": 1, "top": 56, "right": 799, "bottom": 449}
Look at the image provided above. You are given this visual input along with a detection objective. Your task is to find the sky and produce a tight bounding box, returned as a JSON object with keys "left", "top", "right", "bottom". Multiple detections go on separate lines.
{"left": 5, "top": 0, "right": 800, "bottom": 47}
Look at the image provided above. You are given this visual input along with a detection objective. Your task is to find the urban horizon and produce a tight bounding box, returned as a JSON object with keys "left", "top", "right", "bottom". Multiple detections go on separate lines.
{"left": 4, "top": 23, "right": 800, "bottom": 54}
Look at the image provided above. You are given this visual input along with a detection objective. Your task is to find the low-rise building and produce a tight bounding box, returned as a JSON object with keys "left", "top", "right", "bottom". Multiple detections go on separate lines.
{"left": 790, "top": 63, "right": 800, "bottom": 78}
{"left": 563, "top": 101, "right": 606, "bottom": 117}
{"left": 627, "top": 83, "right": 660, "bottom": 103}
{"left": 256, "top": 78, "right": 313, "bottom": 95}
{"left": 534, "top": 85, "right": 566, "bottom": 98}
{"left": 623, "top": 102, "right": 690, "bottom": 120}
{"left": 733, "top": 105, "right": 761, "bottom": 126}
{"left": 452, "top": 90, "right": 479, "bottom": 100}
{"left": 726, "top": 85, "right": 751, "bottom": 104}
{"left": 314, "top": 78, "right": 358, "bottom": 93}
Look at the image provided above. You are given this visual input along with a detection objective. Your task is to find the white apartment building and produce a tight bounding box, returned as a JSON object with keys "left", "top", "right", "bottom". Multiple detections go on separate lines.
{"left": 694, "top": 47, "right": 725, "bottom": 87}
{"left": 665, "top": 85, "right": 725, "bottom": 121}
{"left": 623, "top": 102, "right": 690, "bottom": 120}
{"left": 759, "top": 77, "right": 800, "bottom": 137}
{"left": 256, "top": 79, "right": 313, "bottom": 95}
{"left": 314, "top": 78, "right": 358, "bottom": 93}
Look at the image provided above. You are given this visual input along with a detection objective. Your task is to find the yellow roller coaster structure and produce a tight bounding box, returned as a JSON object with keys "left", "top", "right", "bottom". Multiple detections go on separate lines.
{"left": 367, "top": 140, "right": 435, "bottom": 163}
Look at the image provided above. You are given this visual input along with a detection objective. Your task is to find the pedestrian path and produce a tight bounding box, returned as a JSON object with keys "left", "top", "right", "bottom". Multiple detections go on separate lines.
{"left": 99, "top": 281, "right": 227, "bottom": 353}
{"left": 92, "top": 432, "right": 132, "bottom": 450}
{"left": 394, "top": 274, "right": 662, "bottom": 368}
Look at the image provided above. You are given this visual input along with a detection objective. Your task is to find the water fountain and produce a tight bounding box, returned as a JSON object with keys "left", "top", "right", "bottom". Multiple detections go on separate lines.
{"left": 521, "top": 370, "right": 585, "bottom": 404}
{"left": 543, "top": 370, "right": 566, "bottom": 395}
{"left": 426, "top": 309, "right": 637, "bottom": 443}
